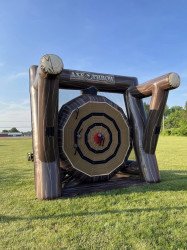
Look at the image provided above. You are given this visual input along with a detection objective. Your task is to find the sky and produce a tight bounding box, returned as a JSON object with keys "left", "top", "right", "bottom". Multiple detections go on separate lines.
{"left": 0, "top": 0, "right": 187, "bottom": 131}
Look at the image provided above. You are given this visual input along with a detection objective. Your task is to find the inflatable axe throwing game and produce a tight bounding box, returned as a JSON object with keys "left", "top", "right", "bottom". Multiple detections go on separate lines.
{"left": 29, "top": 54, "right": 180, "bottom": 200}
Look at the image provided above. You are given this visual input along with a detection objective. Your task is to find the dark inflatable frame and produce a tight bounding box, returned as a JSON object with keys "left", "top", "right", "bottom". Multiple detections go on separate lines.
{"left": 29, "top": 54, "right": 180, "bottom": 200}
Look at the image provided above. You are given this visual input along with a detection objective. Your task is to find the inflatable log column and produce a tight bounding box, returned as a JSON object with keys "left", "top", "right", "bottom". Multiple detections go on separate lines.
{"left": 30, "top": 55, "right": 63, "bottom": 199}
{"left": 125, "top": 73, "right": 180, "bottom": 182}
{"left": 30, "top": 53, "right": 180, "bottom": 200}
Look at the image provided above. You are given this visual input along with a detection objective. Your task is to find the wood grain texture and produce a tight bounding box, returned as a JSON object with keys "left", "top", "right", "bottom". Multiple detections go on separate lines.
{"left": 29, "top": 54, "right": 63, "bottom": 199}
{"left": 143, "top": 90, "right": 169, "bottom": 154}
{"left": 125, "top": 93, "right": 160, "bottom": 183}
{"left": 59, "top": 69, "right": 137, "bottom": 93}
{"left": 37, "top": 75, "right": 59, "bottom": 162}
{"left": 40, "top": 54, "right": 64, "bottom": 75}
{"left": 126, "top": 72, "right": 180, "bottom": 182}
{"left": 128, "top": 73, "right": 180, "bottom": 98}
{"left": 128, "top": 72, "right": 180, "bottom": 154}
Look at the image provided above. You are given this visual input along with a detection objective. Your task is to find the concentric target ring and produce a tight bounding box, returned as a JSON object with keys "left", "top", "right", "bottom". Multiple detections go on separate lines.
{"left": 85, "top": 123, "right": 112, "bottom": 153}
{"left": 74, "top": 113, "right": 121, "bottom": 164}
{"left": 58, "top": 94, "right": 131, "bottom": 179}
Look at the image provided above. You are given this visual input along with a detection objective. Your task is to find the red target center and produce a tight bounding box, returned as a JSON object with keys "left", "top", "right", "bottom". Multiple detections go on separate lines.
{"left": 93, "top": 132, "right": 105, "bottom": 146}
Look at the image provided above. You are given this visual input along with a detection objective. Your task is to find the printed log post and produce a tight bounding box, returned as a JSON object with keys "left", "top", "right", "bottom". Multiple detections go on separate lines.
{"left": 29, "top": 54, "right": 63, "bottom": 199}
{"left": 126, "top": 73, "right": 180, "bottom": 183}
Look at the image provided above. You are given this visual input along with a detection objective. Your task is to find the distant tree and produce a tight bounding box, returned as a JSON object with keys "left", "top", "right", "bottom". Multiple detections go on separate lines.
{"left": 143, "top": 102, "right": 149, "bottom": 116}
{"left": 169, "top": 106, "right": 183, "bottom": 113}
{"left": 165, "top": 109, "right": 183, "bottom": 129}
{"left": 142, "top": 102, "right": 187, "bottom": 136}
{"left": 2, "top": 129, "right": 9, "bottom": 133}
{"left": 163, "top": 106, "right": 187, "bottom": 136}
{"left": 164, "top": 105, "right": 170, "bottom": 117}
{"left": 185, "top": 101, "right": 187, "bottom": 111}
{"left": 23, "top": 131, "right": 32, "bottom": 136}
{"left": 9, "top": 127, "right": 20, "bottom": 133}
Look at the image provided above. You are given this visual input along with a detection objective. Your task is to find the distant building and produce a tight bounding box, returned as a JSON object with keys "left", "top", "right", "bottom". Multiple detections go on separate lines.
{"left": 8, "top": 132, "right": 23, "bottom": 137}
{"left": 0, "top": 132, "right": 23, "bottom": 137}
{"left": 0, "top": 133, "right": 8, "bottom": 137}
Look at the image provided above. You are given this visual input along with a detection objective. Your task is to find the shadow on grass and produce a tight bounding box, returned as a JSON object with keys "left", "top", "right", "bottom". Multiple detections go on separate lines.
{"left": 1, "top": 205, "right": 187, "bottom": 222}
{"left": 160, "top": 170, "right": 187, "bottom": 182}
{"left": 160, "top": 169, "right": 187, "bottom": 176}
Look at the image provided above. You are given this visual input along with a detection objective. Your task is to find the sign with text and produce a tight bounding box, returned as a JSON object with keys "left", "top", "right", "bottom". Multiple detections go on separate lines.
{"left": 70, "top": 71, "right": 115, "bottom": 84}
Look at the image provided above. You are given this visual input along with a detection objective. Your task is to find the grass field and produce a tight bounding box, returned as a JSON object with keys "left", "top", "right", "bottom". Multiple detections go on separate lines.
{"left": 0, "top": 136, "right": 187, "bottom": 250}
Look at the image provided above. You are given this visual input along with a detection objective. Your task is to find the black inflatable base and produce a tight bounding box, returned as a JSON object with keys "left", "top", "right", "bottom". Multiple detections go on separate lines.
{"left": 61, "top": 172, "right": 145, "bottom": 198}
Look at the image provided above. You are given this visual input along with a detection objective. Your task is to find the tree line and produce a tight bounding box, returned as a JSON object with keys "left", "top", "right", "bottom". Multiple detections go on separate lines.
{"left": 144, "top": 101, "right": 187, "bottom": 136}
{"left": 2, "top": 127, "right": 20, "bottom": 133}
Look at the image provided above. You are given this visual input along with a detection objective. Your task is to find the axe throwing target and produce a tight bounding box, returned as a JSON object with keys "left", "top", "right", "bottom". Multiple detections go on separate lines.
{"left": 30, "top": 54, "right": 180, "bottom": 199}
{"left": 58, "top": 94, "right": 131, "bottom": 180}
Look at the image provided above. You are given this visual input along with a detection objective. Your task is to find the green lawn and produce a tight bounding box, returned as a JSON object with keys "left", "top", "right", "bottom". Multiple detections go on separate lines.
{"left": 0, "top": 137, "right": 187, "bottom": 250}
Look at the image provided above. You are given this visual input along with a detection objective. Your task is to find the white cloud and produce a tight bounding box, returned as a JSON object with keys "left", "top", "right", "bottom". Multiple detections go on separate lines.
{"left": 7, "top": 71, "right": 27, "bottom": 80}
{"left": 0, "top": 99, "right": 31, "bottom": 132}
{"left": 0, "top": 70, "right": 28, "bottom": 88}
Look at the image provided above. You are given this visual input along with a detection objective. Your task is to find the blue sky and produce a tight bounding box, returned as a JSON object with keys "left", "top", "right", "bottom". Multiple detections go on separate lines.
{"left": 0, "top": 0, "right": 187, "bottom": 131}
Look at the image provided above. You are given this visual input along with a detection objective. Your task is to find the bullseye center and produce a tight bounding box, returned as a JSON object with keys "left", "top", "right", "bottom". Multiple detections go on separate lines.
{"left": 93, "top": 132, "right": 105, "bottom": 146}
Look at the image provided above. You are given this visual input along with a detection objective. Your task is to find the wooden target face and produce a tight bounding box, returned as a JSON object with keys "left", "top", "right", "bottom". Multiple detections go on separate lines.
{"left": 58, "top": 95, "right": 130, "bottom": 177}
